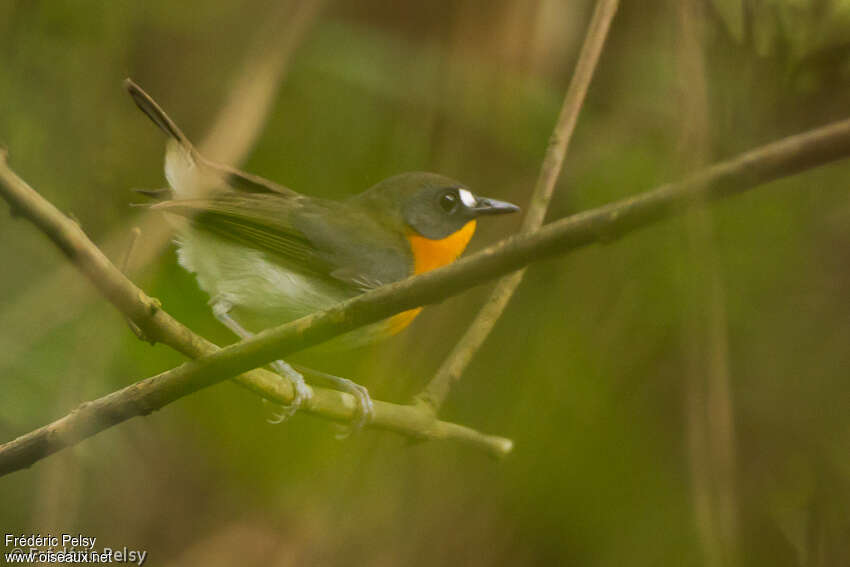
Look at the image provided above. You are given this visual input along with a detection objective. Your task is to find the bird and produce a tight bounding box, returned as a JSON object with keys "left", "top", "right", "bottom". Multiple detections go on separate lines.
{"left": 124, "top": 78, "right": 519, "bottom": 426}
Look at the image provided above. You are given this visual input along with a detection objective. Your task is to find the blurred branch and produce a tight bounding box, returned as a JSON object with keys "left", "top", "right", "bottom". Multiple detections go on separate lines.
{"left": 416, "top": 0, "right": 619, "bottom": 413}
{"left": 199, "top": 0, "right": 327, "bottom": 163}
{"left": 119, "top": 226, "right": 149, "bottom": 342}
{"left": 676, "top": 2, "right": 740, "bottom": 565}
{"left": 4, "top": 115, "right": 850, "bottom": 474}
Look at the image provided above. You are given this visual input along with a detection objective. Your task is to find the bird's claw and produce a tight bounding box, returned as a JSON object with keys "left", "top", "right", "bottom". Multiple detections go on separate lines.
{"left": 265, "top": 400, "right": 294, "bottom": 425}
{"left": 332, "top": 378, "right": 374, "bottom": 439}
{"left": 265, "top": 360, "right": 312, "bottom": 424}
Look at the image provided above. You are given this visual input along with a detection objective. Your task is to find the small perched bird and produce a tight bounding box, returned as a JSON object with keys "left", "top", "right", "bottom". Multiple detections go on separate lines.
{"left": 125, "top": 78, "right": 519, "bottom": 425}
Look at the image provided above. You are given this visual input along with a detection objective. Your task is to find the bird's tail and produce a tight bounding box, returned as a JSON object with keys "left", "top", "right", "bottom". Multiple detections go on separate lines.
{"left": 124, "top": 78, "right": 192, "bottom": 149}
{"left": 125, "top": 78, "right": 214, "bottom": 199}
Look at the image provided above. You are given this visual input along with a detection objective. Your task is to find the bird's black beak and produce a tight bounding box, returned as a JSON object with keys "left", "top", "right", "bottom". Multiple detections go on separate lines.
{"left": 471, "top": 196, "right": 520, "bottom": 215}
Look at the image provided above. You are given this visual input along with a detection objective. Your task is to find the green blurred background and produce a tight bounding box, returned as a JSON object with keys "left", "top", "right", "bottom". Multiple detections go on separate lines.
{"left": 2, "top": 0, "right": 850, "bottom": 565}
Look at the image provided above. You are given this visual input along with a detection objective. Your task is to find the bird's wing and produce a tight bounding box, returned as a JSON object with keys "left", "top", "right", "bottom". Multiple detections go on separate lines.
{"left": 152, "top": 193, "right": 410, "bottom": 289}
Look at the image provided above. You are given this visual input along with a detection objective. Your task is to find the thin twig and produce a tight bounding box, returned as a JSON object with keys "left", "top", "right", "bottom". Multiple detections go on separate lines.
{"left": 119, "top": 227, "right": 150, "bottom": 342}
{"left": 119, "top": 227, "right": 142, "bottom": 274}
{"left": 417, "top": 0, "right": 620, "bottom": 412}
{"left": 3, "top": 116, "right": 850, "bottom": 474}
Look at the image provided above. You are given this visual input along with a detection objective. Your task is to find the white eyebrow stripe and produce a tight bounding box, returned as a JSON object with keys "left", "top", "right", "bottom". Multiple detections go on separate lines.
{"left": 458, "top": 188, "right": 476, "bottom": 208}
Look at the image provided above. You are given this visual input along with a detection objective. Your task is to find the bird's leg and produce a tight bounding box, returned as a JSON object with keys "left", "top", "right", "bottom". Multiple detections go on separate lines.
{"left": 211, "top": 300, "right": 312, "bottom": 422}
{"left": 293, "top": 365, "right": 374, "bottom": 436}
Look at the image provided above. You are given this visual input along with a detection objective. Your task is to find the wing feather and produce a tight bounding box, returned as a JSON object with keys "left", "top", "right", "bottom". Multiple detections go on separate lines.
{"left": 152, "top": 193, "right": 409, "bottom": 289}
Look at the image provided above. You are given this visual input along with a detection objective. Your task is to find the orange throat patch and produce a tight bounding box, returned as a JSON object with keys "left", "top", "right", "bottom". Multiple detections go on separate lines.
{"left": 387, "top": 220, "right": 477, "bottom": 335}
{"left": 407, "top": 219, "right": 477, "bottom": 275}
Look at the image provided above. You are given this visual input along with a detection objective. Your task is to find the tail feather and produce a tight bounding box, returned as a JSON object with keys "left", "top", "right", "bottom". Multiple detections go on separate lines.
{"left": 124, "top": 78, "right": 191, "bottom": 148}
{"left": 125, "top": 78, "right": 300, "bottom": 200}
{"left": 132, "top": 187, "right": 174, "bottom": 200}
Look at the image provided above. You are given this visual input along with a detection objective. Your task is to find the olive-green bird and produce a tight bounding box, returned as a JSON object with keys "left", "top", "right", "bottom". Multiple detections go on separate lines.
{"left": 125, "top": 79, "right": 519, "bottom": 424}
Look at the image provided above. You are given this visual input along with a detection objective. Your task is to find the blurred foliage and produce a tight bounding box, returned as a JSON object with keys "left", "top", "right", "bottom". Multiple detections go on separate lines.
{"left": 710, "top": 0, "right": 850, "bottom": 59}
{"left": 1, "top": 0, "right": 850, "bottom": 565}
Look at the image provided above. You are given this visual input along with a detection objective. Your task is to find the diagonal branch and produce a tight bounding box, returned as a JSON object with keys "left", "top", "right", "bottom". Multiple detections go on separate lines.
{"left": 198, "top": 0, "right": 327, "bottom": 164}
{"left": 3, "top": 115, "right": 850, "bottom": 475}
{"left": 417, "top": 0, "right": 619, "bottom": 412}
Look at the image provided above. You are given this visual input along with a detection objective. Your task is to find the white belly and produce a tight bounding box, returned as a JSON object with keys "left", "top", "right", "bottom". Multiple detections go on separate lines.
{"left": 175, "top": 228, "right": 350, "bottom": 332}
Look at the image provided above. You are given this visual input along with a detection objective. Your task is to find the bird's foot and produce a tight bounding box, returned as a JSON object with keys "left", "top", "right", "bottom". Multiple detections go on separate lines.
{"left": 297, "top": 369, "right": 373, "bottom": 438}
{"left": 333, "top": 381, "right": 374, "bottom": 438}
{"left": 265, "top": 360, "right": 312, "bottom": 424}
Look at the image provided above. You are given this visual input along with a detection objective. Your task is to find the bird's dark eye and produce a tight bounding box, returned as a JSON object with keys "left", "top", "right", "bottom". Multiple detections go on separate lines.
{"left": 439, "top": 191, "right": 459, "bottom": 213}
